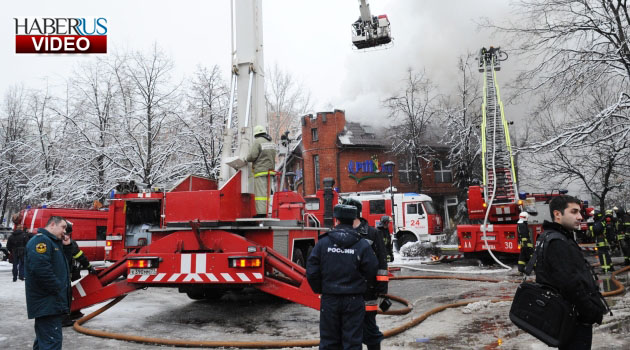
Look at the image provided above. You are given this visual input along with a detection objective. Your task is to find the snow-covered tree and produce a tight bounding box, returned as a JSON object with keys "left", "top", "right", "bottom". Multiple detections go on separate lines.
{"left": 179, "top": 65, "right": 229, "bottom": 179}
{"left": 110, "top": 45, "right": 183, "bottom": 187}
{"left": 440, "top": 53, "right": 483, "bottom": 198}
{"left": 487, "top": 0, "right": 630, "bottom": 147}
{"left": 0, "top": 86, "right": 29, "bottom": 220}
{"left": 265, "top": 63, "right": 312, "bottom": 143}
{"left": 384, "top": 69, "right": 439, "bottom": 192}
{"left": 487, "top": 0, "right": 630, "bottom": 204}
{"left": 525, "top": 82, "right": 630, "bottom": 211}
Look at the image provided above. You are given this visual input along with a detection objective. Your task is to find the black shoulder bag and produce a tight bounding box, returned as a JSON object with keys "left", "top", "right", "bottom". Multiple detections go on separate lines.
{"left": 509, "top": 232, "right": 576, "bottom": 347}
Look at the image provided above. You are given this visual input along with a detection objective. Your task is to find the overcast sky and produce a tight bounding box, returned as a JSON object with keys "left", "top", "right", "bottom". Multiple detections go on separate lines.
{"left": 1, "top": 0, "right": 521, "bottom": 125}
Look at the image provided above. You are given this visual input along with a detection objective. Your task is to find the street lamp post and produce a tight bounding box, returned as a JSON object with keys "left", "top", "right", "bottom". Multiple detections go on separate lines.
{"left": 383, "top": 161, "right": 396, "bottom": 250}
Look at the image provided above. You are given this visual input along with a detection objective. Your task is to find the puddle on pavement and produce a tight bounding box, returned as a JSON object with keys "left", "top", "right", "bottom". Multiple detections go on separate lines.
{"left": 404, "top": 316, "right": 513, "bottom": 349}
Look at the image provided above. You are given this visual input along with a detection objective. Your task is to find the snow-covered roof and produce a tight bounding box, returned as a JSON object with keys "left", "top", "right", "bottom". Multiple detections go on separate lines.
{"left": 338, "top": 122, "right": 389, "bottom": 148}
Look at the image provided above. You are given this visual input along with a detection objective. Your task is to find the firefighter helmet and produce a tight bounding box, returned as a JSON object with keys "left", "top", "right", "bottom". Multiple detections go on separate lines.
{"left": 253, "top": 125, "right": 266, "bottom": 136}
{"left": 341, "top": 198, "right": 362, "bottom": 218}
{"left": 519, "top": 212, "right": 529, "bottom": 221}
{"left": 605, "top": 209, "right": 613, "bottom": 215}
{"left": 613, "top": 206, "right": 619, "bottom": 212}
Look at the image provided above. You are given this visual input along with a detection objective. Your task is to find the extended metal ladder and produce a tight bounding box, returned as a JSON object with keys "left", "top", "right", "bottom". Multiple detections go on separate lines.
{"left": 480, "top": 50, "right": 518, "bottom": 205}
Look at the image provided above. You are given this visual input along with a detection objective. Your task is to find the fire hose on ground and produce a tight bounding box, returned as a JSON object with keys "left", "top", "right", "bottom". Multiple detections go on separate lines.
{"left": 72, "top": 265, "right": 629, "bottom": 348}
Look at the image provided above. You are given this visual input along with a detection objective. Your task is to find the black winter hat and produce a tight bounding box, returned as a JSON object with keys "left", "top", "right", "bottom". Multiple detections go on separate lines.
{"left": 334, "top": 204, "right": 357, "bottom": 220}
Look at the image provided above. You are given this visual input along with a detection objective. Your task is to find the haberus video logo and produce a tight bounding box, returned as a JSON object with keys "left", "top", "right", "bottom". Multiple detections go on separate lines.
{"left": 14, "top": 17, "right": 107, "bottom": 54}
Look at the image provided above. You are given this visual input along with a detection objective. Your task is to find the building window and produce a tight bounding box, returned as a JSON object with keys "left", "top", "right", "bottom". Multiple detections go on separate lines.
{"left": 314, "top": 155, "right": 320, "bottom": 191}
{"left": 398, "top": 158, "right": 418, "bottom": 184}
{"left": 433, "top": 159, "right": 453, "bottom": 183}
{"left": 311, "top": 128, "right": 318, "bottom": 141}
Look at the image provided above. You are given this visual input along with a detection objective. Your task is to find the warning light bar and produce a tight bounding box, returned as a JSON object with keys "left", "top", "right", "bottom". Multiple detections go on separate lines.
{"left": 228, "top": 256, "right": 262, "bottom": 268}
{"left": 127, "top": 257, "right": 160, "bottom": 268}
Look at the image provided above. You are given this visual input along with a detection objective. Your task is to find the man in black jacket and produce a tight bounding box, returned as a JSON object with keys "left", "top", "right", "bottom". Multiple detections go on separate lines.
{"left": 306, "top": 204, "right": 378, "bottom": 350}
{"left": 343, "top": 198, "right": 389, "bottom": 350}
{"left": 535, "top": 195, "right": 607, "bottom": 350}
{"left": 7, "top": 221, "right": 29, "bottom": 281}
{"left": 377, "top": 215, "right": 394, "bottom": 263}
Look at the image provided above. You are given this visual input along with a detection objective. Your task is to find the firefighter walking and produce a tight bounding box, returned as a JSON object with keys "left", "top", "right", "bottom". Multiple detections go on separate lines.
{"left": 516, "top": 212, "right": 533, "bottom": 273}
{"left": 306, "top": 204, "right": 378, "bottom": 350}
{"left": 591, "top": 213, "right": 614, "bottom": 274}
{"left": 246, "top": 125, "right": 277, "bottom": 217}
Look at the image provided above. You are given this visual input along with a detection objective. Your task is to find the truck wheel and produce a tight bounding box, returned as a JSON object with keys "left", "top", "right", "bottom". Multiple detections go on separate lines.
{"left": 398, "top": 233, "right": 417, "bottom": 248}
{"left": 186, "top": 291, "right": 206, "bottom": 300}
{"left": 292, "top": 248, "right": 305, "bottom": 268}
{"left": 204, "top": 289, "right": 225, "bottom": 300}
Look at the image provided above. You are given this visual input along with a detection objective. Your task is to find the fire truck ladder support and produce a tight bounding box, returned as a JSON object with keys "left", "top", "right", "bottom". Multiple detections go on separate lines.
{"left": 70, "top": 243, "right": 320, "bottom": 313}
{"left": 479, "top": 48, "right": 517, "bottom": 270}
{"left": 481, "top": 52, "right": 517, "bottom": 205}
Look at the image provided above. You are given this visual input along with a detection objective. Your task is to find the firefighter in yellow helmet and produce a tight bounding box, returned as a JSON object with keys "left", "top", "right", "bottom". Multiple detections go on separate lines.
{"left": 246, "top": 125, "right": 276, "bottom": 217}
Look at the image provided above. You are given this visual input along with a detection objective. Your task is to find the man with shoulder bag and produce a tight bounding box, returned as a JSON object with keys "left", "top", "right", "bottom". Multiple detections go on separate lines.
{"left": 510, "top": 195, "right": 609, "bottom": 349}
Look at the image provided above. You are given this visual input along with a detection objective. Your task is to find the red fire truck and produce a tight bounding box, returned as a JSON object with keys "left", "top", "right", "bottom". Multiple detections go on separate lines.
{"left": 304, "top": 179, "right": 444, "bottom": 247}
{"left": 72, "top": 174, "right": 323, "bottom": 311}
{"left": 19, "top": 207, "right": 109, "bottom": 260}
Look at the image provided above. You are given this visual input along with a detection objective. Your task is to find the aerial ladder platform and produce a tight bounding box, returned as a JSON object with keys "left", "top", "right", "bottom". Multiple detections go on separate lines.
{"left": 479, "top": 47, "right": 518, "bottom": 208}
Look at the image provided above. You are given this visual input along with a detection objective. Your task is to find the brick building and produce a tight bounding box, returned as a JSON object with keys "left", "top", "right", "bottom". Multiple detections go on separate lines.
{"left": 281, "top": 110, "right": 460, "bottom": 228}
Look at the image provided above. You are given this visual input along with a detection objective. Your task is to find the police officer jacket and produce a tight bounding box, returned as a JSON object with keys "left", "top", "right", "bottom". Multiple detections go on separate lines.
{"left": 25, "top": 228, "right": 71, "bottom": 319}
{"left": 306, "top": 224, "right": 378, "bottom": 295}
{"left": 535, "top": 221, "right": 606, "bottom": 325}
{"left": 245, "top": 134, "right": 276, "bottom": 174}
{"left": 356, "top": 219, "right": 389, "bottom": 299}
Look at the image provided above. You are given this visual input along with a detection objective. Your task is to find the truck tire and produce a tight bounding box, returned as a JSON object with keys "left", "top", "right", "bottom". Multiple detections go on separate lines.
{"left": 186, "top": 291, "right": 206, "bottom": 300}
{"left": 292, "top": 248, "right": 305, "bottom": 268}
{"left": 398, "top": 232, "right": 417, "bottom": 248}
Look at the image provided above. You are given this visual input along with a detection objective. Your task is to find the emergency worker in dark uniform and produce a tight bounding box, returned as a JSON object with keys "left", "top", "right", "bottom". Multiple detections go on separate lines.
{"left": 604, "top": 210, "right": 618, "bottom": 254}
{"left": 7, "top": 219, "right": 29, "bottom": 281}
{"left": 62, "top": 221, "right": 96, "bottom": 281}
{"left": 377, "top": 215, "right": 394, "bottom": 263}
{"left": 25, "top": 216, "right": 70, "bottom": 350}
{"left": 245, "top": 125, "right": 276, "bottom": 217}
{"left": 343, "top": 198, "right": 389, "bottom": 350}
{"left": 306, "top": 205, "right": 378, "bottom": 350}
{"left": 592, "top": 212, "right": 613, "bottom": 273}
{"left": 535, "top": 196, "right": 607, "bottom": 350}
{"left": 61, "top": 220, "right": 96, "bottom": 326}
{"left": 516, "top": 212, "right": 533, "bottom": 273}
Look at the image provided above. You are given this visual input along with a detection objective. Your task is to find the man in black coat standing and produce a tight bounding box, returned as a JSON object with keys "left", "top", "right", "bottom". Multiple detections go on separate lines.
{"left": 306, "top": 204, "right": 378, "bottom": 350}
{"left": 535, "top": 195, "right": 607, "bottom": 350}
{"left": 7, "top": 219, "right": 29, "bottom": 281}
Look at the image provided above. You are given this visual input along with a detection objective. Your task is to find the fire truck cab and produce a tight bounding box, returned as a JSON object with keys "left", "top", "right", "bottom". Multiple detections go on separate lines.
{"left": 305, "top": 186, "right": 445, "bottom": 248}
{"left": 19, "top": 207, "right": 109, "bottom": 260}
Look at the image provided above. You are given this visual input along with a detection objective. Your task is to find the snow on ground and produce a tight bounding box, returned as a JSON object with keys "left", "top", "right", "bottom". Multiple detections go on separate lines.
{"left": 2, "top": 258, "right": 630, "bottom": 349}
{"left": 0, "top": 260, "right": 12, "bottom": 271}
